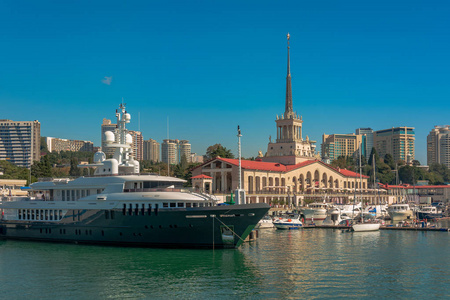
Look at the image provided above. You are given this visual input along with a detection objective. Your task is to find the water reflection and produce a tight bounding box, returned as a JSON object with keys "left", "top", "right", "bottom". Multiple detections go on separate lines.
{"left": 0, "top": 227, "right": 449, "bottom": 299}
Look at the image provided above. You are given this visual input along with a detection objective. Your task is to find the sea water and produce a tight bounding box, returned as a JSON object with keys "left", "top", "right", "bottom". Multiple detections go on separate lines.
{"left": 0, "top": 222, "right": 449, "bottom": 299}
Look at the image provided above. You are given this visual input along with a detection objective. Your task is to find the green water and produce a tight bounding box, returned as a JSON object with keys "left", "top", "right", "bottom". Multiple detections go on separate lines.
{"left": 0, "top": 224, "right": 449, "bottom": 299}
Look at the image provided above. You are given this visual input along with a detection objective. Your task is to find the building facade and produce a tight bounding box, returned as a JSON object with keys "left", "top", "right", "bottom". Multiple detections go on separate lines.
{"left": 374, "top": 127, "right": 415, "bottom": 164}
{"left": 161, "top": 139, "right": 178, "bottom": 165}
{"left": 101, "top": 118, "right": 117, "bottom": 156}
{"left": 161, "top": 139, "right": 192, "bottom": 164}
{"left": 0, "top": 119, "right": 40, "bottom": 168}
{"left": 355, "top": 128, "right": 374, "bottom": 158}
{"left": 321, "top": 133, "right": 363, "bottom": 162}
{"left": 192, "top": 157, "right": 378, "bottom": 206}
{"left": 427, "top": 125, "right": 450, "bottom": 168}
{"left": 143, "top": 139, "right": 160, "bottom": 162}
{"left": 263, "top": 33, "right": 316, "bottom": 165}
{"left": 179, "top": 140, "right": 191, "bottom": 163}
{"left": 46, "top": 137, "right": 94, "bottom": 153}
{"left": 128, "top": 130, "right": 143, "bottom": 161}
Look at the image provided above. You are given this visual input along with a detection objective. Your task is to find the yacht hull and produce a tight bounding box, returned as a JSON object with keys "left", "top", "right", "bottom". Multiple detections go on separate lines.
{"left": 0, "top": 203, "right": 269, "bottom": 249}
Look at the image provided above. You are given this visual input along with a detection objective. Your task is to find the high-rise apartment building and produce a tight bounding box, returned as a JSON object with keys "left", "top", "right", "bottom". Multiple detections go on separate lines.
{"left": 427, "top": 125, "right": 450, "bottom": 168}
{"left": 355, "top": 128, "right": 374, "bottom": 158}
{"left": 143, "top": 139, "right": 160, "bottom": 162}
{"left": 161, "top": 139, "right": 192, "bottom": 164}
{"left": 0, "top": 119, "right": 41, "bottom": 168}
{"left": 321, "top": 133, "right": 363, "bottom": 162}
{"left": 46, "top": 137, "right": 94, "bottom": 153}
{"left": 162, "top": 139, "right": 178, "bottom": 165}
{"left": 179, "top": 140, "right": 191, "bottom": 163}
{"left": 101, "top": 118, "right": 117, "bottom": 156}
{"left": 374, "top": 127, "right": 415, "bottom": 164}
{"left": 128, "top": 130, "right": 143, "bottom": 161}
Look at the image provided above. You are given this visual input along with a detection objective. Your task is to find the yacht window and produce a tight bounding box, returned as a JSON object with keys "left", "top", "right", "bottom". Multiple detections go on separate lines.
{"left": 193, "top": 203, "right": 198, "bottom": 208}
{"left": 27, "top": 209, "right": 30, "bottom": 220}
{"left": 148, "top": 204, "right": 152, "bottom": 216}
{"left": 155, "top": 204, "right": 158, "bottom": 216}
{"left": 123, "top": 204, "right": 126, "bottom": 215}
{"left": 49, "top": 210, "right": 53, "bottom": 220}
{"left": 71, "top": 190, "right": 75, "bottom": 201}
{"left": 141, "top": 204, "right": 145, "bottom": 215}
{"left": 18, "top": 209, "right": 22, "bottom": 220}
{"left": 40, "top": 210, "right": 44, "bottom": 220}
{"left": 111, "top": 210, "right": 115, "bottom": 219}
{"left": 59, "top": 210, "right": 63, "bottom": 220}
{"left": 81, "top": 190, "right": 85, "bottom": 198}
{"left": 199, "top": 203, "right": 204, "bottom": 207}
{"left": 163, "top": 203, "right": 168, "bottom": 208}
{"left": 170, "top": 203, "right": 176, "bottom": 208}
{"left": 87, "top": 190, "right": 90, "bottom": 196}
{"left": 186, "top": 203, "right": 192, "bottom": 208}
{"left": 45, "top": 210, "right": 48, "bottom": 220}
{"left": 135, "top": 204, "right": 139, "bottom": 215}
{"left": 177, "top": 203, "right": 184, "bottom": 208}
{"left": 62, "top": 190, "right": 66, "bottom": 201}
{"left": 129, "top": 204, "right": 133, "bottom": 215}
{"left": 105, "top": 210, "right": 110, "bottom": 219}
{"left": 76, "top": 190, "right": 80, "bottom": 200}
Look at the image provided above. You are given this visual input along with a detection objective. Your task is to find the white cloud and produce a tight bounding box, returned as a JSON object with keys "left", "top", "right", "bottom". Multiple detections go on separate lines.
{"left": 101, "top": 76, "right": 112, "bottom": 85}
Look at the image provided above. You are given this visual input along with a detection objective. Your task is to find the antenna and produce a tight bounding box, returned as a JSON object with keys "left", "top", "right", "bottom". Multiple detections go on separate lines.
{"left": 167, "top": 116, "right": 170, "bottom": 176}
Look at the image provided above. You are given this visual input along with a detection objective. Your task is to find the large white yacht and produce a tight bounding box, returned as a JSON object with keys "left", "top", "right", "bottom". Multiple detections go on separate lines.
{"left": 0, "top": 104, "right": 270, "bottom": 248}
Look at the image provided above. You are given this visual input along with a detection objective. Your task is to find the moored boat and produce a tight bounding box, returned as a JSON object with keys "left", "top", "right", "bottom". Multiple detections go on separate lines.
{"left": 416, "top": 206, "right": 443, "bottom": 220}
{"left": 388, "top": 203, "right": 413, "bottom": 222}
{"left": 0, "top": 104, "right": 270, "bottom": 248}
{"left": 301, "top": 202, "right": 328, "bottom": 224}
{"left": 273, "top": 214, "right": 303, "bottom": 230}
{"left": 256, "top": 215, "right": 274, "bottom": 229}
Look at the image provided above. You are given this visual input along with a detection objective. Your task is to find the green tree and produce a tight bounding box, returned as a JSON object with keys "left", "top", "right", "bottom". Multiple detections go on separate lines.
{"left": 69, "top": 158, "right": 81, "bottom": 177}
{"left": 383, "top": 154, "right": 395, "bottom": 170}
{"left": 367, "top": 147, "right": 379, "bottom": 166}
{"left": 205, "top": 144, "right": 234, "bottom": 160}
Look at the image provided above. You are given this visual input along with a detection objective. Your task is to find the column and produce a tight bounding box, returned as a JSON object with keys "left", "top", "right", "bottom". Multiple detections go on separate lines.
{"left": 221, "top": 171, "right": 226, "bottom": 193}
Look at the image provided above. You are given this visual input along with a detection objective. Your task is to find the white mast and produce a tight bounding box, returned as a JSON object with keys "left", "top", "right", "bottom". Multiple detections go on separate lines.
{"left": 235, "top": 126, "right": 245, "bottom": 205}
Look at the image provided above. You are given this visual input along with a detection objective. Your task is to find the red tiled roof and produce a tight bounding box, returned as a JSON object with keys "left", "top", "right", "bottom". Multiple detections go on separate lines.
{"left": 381, "top": 184, "right": 450, "bottom": 189}
{"left": 199, "top": 157, "right": 369, "bottom": 178}
{"left": 337, "top": 168, "right": 369, "bottom": 179}
{"left": 191, "top": 174, "right": 213, "bottom": 179}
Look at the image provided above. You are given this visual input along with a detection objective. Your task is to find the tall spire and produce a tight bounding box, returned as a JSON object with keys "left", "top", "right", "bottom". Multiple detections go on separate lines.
{"left": 285, "top": 33, "right": 293, "bottom": 118}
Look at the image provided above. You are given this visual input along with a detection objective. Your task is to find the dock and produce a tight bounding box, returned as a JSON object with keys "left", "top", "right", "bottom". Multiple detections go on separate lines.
{"left": 312, "top": 225, "right": 450, "bottom": 232}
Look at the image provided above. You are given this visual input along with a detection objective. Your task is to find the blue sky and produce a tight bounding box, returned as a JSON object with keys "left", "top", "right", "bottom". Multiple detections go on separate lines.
{"left": 1, "top": 1, "right": 449, "bottom": 164}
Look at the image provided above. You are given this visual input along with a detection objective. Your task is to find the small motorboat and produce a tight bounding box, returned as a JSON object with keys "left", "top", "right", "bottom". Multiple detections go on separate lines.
{"left": 256, "top": 215, "right": 274, "bottom": 229}
{"left": 273, "top": 214, "right": 303, "bottom": 230}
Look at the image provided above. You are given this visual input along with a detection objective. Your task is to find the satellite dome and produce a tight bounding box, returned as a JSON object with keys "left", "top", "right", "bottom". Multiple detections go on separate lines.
{"left": 126, "top": 133, "right": 133, "bottom": 145}
{"left": 124, "top": 113, "right": 131, "bottom": 123}
{"left": 93, "top": 151, "right": 106, "bottom": 163}
{"left": 104, "top": 131, "right": 115, "bottom": 143}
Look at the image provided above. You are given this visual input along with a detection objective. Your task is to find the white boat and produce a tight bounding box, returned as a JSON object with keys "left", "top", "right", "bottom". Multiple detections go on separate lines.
{"left": 273, "top": 214, "right": 303, "bottom": 230}
{"left": 351, "top": 150, "right": 380, "bottom": 232}
{"left": 388, "top": 203, "right": 413, "bottom": 221}
{"left": 0, "top": 104, "right": 270, "bottom": 249}
{"left": 256, "top": 215, "right": 274, "bottom": 229}
{"left": 301, "top": 202, "right": 328, "bottom": 224}
{"left": 323, "top": 208, "right": 351, "bottom": 226}
{"left": 352, "top": 222, "right": 380, "bottom": 232}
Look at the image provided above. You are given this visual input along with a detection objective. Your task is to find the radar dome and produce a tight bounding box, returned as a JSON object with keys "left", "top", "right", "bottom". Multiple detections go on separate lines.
{"left": 104, "top": 131, "right": 115, "bottom": 143}
{"left": 126, "top": 133, "right": 133, "bottom": 145}
{"left": 93, "top": 151, "right": 106, "bottom": 163}
{"left": 124, "top": 113, "right": 131, "bottom": 123}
